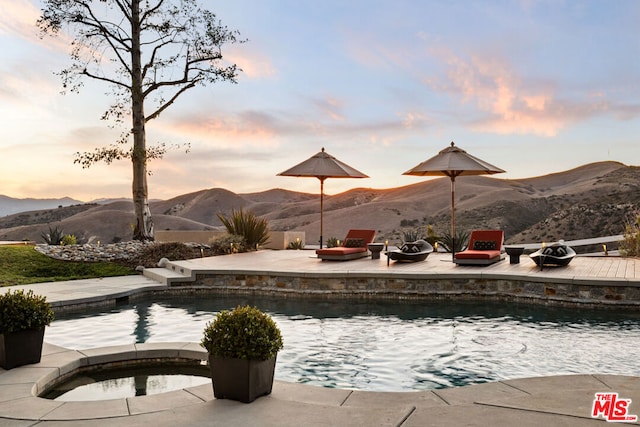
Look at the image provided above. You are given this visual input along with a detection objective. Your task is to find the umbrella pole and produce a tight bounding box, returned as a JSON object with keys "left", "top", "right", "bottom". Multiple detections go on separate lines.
{"left": 319, "top": 178, "right": 325, "bottom": 249}
{"left": 451, "top": 176, "right": 455, "bottom": 262}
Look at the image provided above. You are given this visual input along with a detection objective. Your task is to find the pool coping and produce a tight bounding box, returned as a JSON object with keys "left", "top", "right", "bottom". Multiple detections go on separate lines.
{"left": 1, "top": 342, "right": 639, "bottom": 424}
{"left": 0, "top": 342, "right": 213, "bottom": 421}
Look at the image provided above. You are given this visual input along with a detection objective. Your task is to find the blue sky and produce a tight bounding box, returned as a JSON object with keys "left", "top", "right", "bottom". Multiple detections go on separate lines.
{"left": 1, "top": 0, "right": 639, "bottom": 201}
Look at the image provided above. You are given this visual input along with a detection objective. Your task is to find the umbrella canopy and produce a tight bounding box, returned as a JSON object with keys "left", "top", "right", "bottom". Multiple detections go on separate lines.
{"left": 278, "top": 148, "right": 369, "bottom": 248}
{"left": 403, "top": 141, "right": 505, "bottom": 260}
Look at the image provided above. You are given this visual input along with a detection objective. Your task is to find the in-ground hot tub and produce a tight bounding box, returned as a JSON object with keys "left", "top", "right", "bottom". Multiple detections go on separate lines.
{"left": 41, "top": 359, "right": 211, "bottom": 401}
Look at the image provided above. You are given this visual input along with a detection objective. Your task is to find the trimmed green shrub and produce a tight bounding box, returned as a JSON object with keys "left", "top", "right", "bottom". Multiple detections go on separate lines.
{"left": 133, "top": 242, "right": 195, "bottom": 266}
{"left": 61, "top": 234, "right": 77, "bottom": 246}
{"left": 425, "top": 225, "right": 440, "bottom": 247}
{"left": 201, "top": 305, "right": 283, "bottom": 361}
{"left": 620, "top": 214, "right": 640, "bottom": 257}
{"left": 208, "top": 234, "right": 246, "bottom": 255}
{"left": 0, "top": 290, "right": 55, "bottom": 334}
{"left": 217, "top": 209, "right": 270, "bottom": 249}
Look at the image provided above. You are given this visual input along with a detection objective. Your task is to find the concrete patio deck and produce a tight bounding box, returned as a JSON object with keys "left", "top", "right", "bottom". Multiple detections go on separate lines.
{"left": 142, "top": 249, "right": 640, "bottom": 307}
{"left": 2, "top": 249, "right": 640, "bottom": 425}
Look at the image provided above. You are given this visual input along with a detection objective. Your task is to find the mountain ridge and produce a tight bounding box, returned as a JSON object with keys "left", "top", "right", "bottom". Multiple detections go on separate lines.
{"left": 0, "top": 196, "right": 83, "bottom": 217}
{"left": 1, "top": 161, "right": 637, "bottom": 247}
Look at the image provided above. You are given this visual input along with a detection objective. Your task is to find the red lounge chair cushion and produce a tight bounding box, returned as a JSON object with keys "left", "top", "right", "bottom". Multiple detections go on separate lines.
{"left": 454, "top": 249, "right": 501, "bottom": 260}
{"left": 316, "top": 246, "right": 367, "bottom": 256}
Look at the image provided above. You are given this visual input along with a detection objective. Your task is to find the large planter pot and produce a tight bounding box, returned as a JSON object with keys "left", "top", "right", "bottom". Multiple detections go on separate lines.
{"left": 0, "top": 328, "right": 45, "bottom": 370}
{"left": 209, "top": 355, "right": 277, "bottom": 403}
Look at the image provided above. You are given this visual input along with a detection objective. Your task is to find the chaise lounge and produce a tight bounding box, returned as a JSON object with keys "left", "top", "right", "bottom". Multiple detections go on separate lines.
{"left": 386, "top": 239, "right": 434, "bottom": 262}
{"left": 453, "top": 230, "right": 505, "bottom": 266}
{"left": 529, "top": 242, "right": 576, "bottom": 267}
{"left": 316, "top": 229, "right": 376, "bottom": 261}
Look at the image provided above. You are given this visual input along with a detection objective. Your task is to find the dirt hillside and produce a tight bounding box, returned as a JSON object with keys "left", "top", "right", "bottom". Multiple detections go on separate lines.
{"left": 1, "top": 161, "right": 638, "bottom": 247}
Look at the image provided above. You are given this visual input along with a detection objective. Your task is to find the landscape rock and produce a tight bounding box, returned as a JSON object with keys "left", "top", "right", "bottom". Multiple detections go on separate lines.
{"left": 35, "top": 241, "right": 153, "bottom": 262}
{"left": 34, "top": 241, "right": 212, "bottom": 264}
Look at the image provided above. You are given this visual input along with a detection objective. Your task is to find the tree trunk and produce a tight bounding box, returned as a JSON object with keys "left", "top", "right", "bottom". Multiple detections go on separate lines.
{"left": 130, "top": 0, "right": 153, "bottom": 241}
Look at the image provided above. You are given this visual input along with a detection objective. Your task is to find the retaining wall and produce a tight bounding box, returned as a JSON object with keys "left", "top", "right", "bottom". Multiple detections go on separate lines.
{"left": 169, "top": 272, "right": 640, "bottom": 308}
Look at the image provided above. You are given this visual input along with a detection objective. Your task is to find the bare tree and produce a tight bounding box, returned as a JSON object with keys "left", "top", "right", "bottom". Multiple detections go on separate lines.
{"left": 37, "top": 0, "right": 243, "bottom": 240}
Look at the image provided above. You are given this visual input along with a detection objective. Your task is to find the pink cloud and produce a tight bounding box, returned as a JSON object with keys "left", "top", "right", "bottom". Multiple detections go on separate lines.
{"left": 157, "top": 111, "right": 280, "bottom": 147}
{"left": 311, "top": 96, "right": 346, "bottom": 122}
{"left": 1, "top": 0, "right": 70, "bottom": 51}
{"left": 0, "top": 0, "right": 40, "bottom": 40}
{"left": 399, "top": 111, "right": 429, "bottom": 130}
{"left": 425, "top": 47, "right": 609, "bottom": 136}
{"left": 225, "top": 47, "right": 277, "bottom": 80}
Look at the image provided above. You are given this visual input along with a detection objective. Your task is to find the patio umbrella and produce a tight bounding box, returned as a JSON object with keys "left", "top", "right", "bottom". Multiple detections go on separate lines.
{"left": 403, "top": 141, "right": 505, "bottom": 260}
{"left": 278, "top": 148, "right": 369, "bottom": 248}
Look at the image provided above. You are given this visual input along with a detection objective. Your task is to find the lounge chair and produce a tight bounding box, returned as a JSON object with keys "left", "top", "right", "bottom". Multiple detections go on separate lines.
{"left": 386, "top": 239, "right": 433, "bottom": 262}
{"left": 529, "top": 243, "right": 576, "bottom": 267}
{"left": 316, "top": 229, "right": 376, "bottom": 261}
{"left": 453, "top": 230, "right": 505, "bottom": 265}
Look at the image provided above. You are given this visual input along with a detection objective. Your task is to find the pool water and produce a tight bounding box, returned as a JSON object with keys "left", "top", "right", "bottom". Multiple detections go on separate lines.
{"left": 45, "top": 296, "right": 640, "bottom": 392}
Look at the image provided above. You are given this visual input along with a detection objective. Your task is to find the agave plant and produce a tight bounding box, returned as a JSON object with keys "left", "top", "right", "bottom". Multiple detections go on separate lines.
{"left": 217, "top": 209, "right": 271, "bottom": 249}
{"left": 437, "top": 230, "right": 470, "bottom": 253}
{"left": 41, "top": 225, "right": 65, "bottom": 245}
{"left": 402, "top": 229, "right": 423, "bottom": 243}
{"left": 287, "top": 238, "right": 305, "bottom": 250}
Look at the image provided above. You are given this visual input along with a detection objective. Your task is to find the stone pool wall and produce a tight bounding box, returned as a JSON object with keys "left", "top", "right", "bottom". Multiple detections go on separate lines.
{"left": 168, "top": 272, "right": 640, "bottom": 308}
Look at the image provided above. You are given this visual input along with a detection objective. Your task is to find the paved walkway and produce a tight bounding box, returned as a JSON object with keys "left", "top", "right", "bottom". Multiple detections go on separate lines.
{"left": 1, "top": 250, "right": 640, "bottom": 425}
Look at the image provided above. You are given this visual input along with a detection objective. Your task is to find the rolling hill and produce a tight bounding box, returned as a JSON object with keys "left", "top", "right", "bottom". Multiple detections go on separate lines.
{"left": 0, "top": 196, "right": 82, "bottom": 217}
{"left": 0, "top": 161, "right": 638, "bottom": 247}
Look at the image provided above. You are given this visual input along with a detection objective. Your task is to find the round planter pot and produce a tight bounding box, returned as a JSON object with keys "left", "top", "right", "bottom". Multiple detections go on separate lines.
{"left": 0, "top": 328, "right": 45, "bottom": 370}
{"left": 208, "top": 355, "right": 277, "bottom": 403}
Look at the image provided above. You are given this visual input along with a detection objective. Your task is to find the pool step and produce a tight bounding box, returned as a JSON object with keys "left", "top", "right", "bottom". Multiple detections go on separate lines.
{"left": 143, "top": 262, "right": 195, "bottom": 285}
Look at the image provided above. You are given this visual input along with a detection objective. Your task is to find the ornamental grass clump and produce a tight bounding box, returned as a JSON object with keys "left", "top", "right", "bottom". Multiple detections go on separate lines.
{"left": 201, "top": 305, "right": 283, "bottom": 361}
{"left": 0, "top": 290, "right": 55, "bottom": 334}
{"left": 438, "top": 230, "right": 470, "bottom": 253}
{"left": 217, "top": 209, "right": 270, "bottom": 249}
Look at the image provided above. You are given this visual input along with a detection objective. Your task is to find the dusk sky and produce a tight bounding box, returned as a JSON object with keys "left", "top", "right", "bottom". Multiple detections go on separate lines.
{"left": 2, "top": 1, "right": 639, "bottom": 201}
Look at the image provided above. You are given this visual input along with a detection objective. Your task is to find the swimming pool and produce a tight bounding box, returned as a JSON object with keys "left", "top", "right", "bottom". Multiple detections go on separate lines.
{"left": 45, "top": 295, "right": 640, "bottom": 392}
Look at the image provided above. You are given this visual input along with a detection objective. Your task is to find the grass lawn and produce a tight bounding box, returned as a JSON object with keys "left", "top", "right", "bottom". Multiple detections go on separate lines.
{"left": 0, "top": 245, "right": 135, "bottom": 286}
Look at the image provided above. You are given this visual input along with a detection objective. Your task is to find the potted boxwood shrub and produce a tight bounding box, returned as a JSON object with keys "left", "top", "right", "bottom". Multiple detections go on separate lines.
{"left": 201, "top": 305, "right": 283, "bottom": 403}
{"left": 0, "top": 290, "right": 55, "bottom": 369}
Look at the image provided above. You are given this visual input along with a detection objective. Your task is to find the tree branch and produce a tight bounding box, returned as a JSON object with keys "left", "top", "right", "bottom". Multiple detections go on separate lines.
{"left": 145, "top": 82, "right": 195, "bottom": 122}
{"left": 82, "top": 69, "right": 130, "bottom": 89}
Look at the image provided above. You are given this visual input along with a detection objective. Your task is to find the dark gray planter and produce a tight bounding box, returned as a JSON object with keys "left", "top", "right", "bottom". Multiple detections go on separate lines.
{"left": 0, "top": 328, "right": 45, "bottom": 370}
{"left": 209, "top": 355, "right": 277, "bottom": 403}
